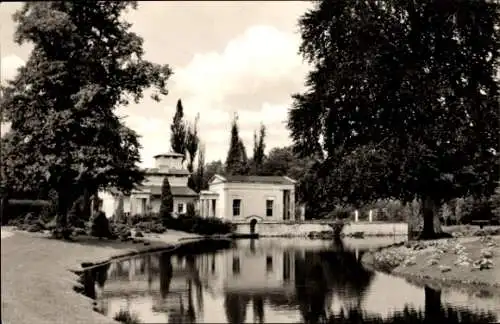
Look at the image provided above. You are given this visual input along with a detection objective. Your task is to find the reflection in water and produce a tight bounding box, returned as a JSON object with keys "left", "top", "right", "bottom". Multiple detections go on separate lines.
{"left": 80, "top": 238, "right": 498, "bottom": 324}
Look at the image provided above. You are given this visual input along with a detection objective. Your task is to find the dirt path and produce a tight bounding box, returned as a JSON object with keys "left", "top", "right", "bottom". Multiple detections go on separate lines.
{"left": 1, "top": 229, "right": 200, "bottom": 324}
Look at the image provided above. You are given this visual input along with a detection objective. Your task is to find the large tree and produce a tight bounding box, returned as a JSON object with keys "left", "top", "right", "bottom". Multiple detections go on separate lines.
{"left": 250, "top": 123, "right": 266, "bottom": 175}
{"left": 189, "top": 142, "right": 205, "bottom": 193}
{"left": 225, "top": 114, "right": 249, "bottom": 175}
{"left": 171, "top": 99, "right": 187, "bottom": 160}
{"left": 185, "top": 113, "right": 200, "bottom": 173}
{"left": 1, "top": 2, "right": 171, "bottom": 230}
{"left": 289, "top": 0, "right": 500, "bottom": 238}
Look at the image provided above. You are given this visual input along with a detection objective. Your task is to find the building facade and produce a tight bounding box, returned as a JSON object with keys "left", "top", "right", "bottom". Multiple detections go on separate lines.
{"left": 101, "top": 153, "right": 198, "bottom": 218}
{"left": 198, "top": 175, "right": 297, "bottom": 225}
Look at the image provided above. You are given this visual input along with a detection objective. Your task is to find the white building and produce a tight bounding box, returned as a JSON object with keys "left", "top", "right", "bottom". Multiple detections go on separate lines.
{"left": 101, "top": 153, "right": 198, "bottom": 218}
{"left": 198, "top": 175, "right": 298, "bottom": 228}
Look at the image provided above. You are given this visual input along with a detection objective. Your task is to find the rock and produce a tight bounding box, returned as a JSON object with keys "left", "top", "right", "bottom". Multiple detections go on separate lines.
{"left": 480, "top": 249, "right": 493, "bottom": 259}
{"left": 427, "top": 258, "right": 439, "bottom": 266}
{"left": 439, "top": 265, "right": 452, "bottom": 273}
{"left": 143, "top": 241, "right": 151, "bottom": 246}
{"left": 403, "top": 257, "right": 417, "bottom": 267}
{"left": 135, "top": 231, "right": 144, "bottom": 238}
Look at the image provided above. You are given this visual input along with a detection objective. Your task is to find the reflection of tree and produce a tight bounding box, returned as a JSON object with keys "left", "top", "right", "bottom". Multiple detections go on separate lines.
{"left": 95, "top": 264, "right": 110, "bottom": 288}
{"left": 185, "top": 254, "right": 204, "bottom": 313}
{"left": 159, "top": 252, "right": 173, "bottom": 299}
{"left": 329, "top": 286, "right": 497, "bottom": 324}
{"left": 292, "top": 241, "right": 375, "bottom": 324}
{"left": 252, "top": 296, "right": 264, "bottom": 324}
{"left": 224, "top": 293, "right": 250, "bottom": 324}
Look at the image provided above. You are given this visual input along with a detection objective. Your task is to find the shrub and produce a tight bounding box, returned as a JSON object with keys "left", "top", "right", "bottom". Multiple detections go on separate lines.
{"left": 89, "top": 211, "right": 114, "bottom": 239}
{"left": 164, "top": 215, "right": 232, "bottom": 235}
{"left": 159, "top": 176, "right": 173, "bottom": 225}
{"left": 114, "top": 309, "right": 141, "bottom": 324}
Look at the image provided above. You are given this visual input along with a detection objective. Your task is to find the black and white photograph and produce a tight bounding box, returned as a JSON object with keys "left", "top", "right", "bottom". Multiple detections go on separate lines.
{"left": 0, "top": 1, "right": 499, "bottom": 323}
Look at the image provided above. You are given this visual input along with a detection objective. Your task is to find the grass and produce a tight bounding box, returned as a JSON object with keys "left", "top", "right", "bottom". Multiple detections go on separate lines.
{"left": 363, "top": 235, "right": 500, "bottom": 295}
{"left": 1, "top": 228, "right": 201, "bottom": 324}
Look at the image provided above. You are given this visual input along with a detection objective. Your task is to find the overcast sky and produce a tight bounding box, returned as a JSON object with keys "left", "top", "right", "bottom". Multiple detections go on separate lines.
{"left": 0, "top": 1, "right": 313, "bottom": 167}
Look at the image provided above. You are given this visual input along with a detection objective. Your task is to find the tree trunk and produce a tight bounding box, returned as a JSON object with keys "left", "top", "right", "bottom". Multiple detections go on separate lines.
{"left": 420, "top": 196, "right": 439, "bottom": 240}
{"left": 424, "top": 286, "right": 442, "bottom": 322}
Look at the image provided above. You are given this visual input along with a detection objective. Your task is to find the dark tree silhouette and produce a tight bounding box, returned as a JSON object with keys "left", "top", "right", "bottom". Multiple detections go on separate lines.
{"left": 288, "top": 0, "right": 500, "bottom": 239}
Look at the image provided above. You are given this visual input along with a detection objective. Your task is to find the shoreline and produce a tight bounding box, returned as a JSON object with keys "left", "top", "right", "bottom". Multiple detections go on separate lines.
{"left": 361, "top": 235, "right": 500, "bottom": 296}
{"left": 0, "top": 228, "right": 210, "bottom": 324}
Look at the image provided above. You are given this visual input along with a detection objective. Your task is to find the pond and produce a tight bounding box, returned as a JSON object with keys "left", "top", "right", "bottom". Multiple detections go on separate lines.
{"left": 80, "top": 237, "right": 500, "bottom": 324}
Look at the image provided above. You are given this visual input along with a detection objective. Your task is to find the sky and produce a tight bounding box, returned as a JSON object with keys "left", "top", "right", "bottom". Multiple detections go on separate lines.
{"left": 0, "top": 1, "right": 313, "bottom": 167}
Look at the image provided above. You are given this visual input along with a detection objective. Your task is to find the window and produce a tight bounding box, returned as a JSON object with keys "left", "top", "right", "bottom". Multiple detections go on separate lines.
{"left": 232, "top": 199, "right": 241, "bottom": 217}
{"left": 266, "top": 199, "right": 274, "bottom": 217}
{"left": 232, "top": 256, "right": 240, "bottom": 275}
{"left": 266, "top": 255, "right": 273, "bottom": 272}
{"left": 177, "top": 203, "right": 184, "bottom": 214}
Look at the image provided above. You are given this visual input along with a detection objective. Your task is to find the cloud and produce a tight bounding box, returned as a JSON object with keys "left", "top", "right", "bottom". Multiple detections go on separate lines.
{"left": 1, "top": 54, "right": 25, "bottom": 85}
{"left": 129, "top": 25, "right": 308, "bottom": 166}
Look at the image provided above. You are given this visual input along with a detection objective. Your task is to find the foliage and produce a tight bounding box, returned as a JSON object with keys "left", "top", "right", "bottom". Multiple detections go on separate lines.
{"left": 185, "top": 113, "right": 200, "bottom": 173}
{"left": 250, "top": 123, "right": 266, "bottom": 175}
{"left": 460, "top": 196, "right": 496, "bottom": 224}
{"left": 189, "top": 143, "right": 205, "bottom": 192}
{"left": 288, "top": 0, "right": 500, "bottom": 238}
{"left": 491, "top": 187, "right": 500, "bottom": 220}
{"left": 199, "top": 160, "right": 224, "bottom": 190}
{"left": 225, "top": 114, "right": 249, "bottom": 175}
{"left": 113, "top": 194, "right": 125, "bottom": 223}
{"left": 186, "top": 201, "right": 196, "bottom": 218}
{"left": 170, "top": 99, "right": 187, "bottom": 160}
{"left": 159, "top": 176, "right": 173, "bottom": 225}
{"left": 164, "top": 215, "right": 233, "bottom": 235}
{"left": 114, "top": 309, "right": 141, "bottom": 324}
{"left": 89, "top": 211, "right": 114, "bottom": 239}
{"left": 1, "top": 2, "right": 172, "bottom": 231}
{"left": 440, "top": 203, "right": 453, "bottom": 226}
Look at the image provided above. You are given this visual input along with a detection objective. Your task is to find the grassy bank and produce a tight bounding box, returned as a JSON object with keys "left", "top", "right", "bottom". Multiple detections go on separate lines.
{"left": 0, "top": 228, "right": 205, "bottom": 324}
{"left": 362, "top": 235, "right": 500, "bottom": 295}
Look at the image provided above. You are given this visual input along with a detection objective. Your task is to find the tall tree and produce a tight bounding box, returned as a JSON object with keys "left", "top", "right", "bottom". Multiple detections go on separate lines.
{"left": 288, "top": 0, "right": 500, "bottom": 239}
{"left": 159, "top": 176, "right": 173, "bottom": 224}
{"left": 225, "top": 114, "right": 249, "bottom": 175}
{"left": 171, "top": 99, "right": 187, "bottom": 161}
{"left": 251, "top": 123, "right": 266, "bottom": 175}
{"left": 202, "top": 160, "right": 225, "bottom": 190}
{"left": 186, "top": 113, "right": 200, "bottom": 173}
{"left": 189, "top": 142, "right": 205, "bottom": 193}
{"left": 1, "top": 2, "right": 171, "bottom": 231}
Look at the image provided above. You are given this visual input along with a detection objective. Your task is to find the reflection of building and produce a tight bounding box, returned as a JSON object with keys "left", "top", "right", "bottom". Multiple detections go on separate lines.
{"left": 98, "top": 254, "right": 203, "bottom": 321}
{"left": 199, "top": 175, "right": 299, "bottom": 228}
{"left": 196, "top": 240, "right": 297, "bottom": 294}
{"left": 101, "top": 153, "right": 198, "bottom": 218}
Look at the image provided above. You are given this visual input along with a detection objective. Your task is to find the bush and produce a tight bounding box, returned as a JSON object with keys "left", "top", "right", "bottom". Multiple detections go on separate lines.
{"left": 89, "top": 211, "right": 114, "bottom": 239}
{"left": 164, "top": 215, "right": 233, "bottom": 235}
{"left": 114, "top": 309, "right": 141, "bottom": 324}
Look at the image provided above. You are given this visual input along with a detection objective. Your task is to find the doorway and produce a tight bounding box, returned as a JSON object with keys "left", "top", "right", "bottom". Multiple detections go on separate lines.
{"left": 250, "top": 219, "right": 258, "bottom": 234}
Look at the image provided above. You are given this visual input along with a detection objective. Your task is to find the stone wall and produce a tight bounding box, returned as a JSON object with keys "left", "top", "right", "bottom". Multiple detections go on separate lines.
{"left": 233, "top": 221, "right": 408, "bottom": 237}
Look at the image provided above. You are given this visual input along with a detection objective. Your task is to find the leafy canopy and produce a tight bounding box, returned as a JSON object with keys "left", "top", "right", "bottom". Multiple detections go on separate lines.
{"left": 288, "top": 0, "right": 500, "bottom": 207}
{"left": 1, "top": 2, "right": 172, "bottom": 199}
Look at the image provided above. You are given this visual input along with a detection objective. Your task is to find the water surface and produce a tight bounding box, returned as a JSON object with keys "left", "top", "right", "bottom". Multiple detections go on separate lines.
{"left": 81, "top": 238, "right": 499, "bottom": 323}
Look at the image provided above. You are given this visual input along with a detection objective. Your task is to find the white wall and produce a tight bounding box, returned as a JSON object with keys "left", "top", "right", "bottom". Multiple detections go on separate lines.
{"left": 210, "top": 182, "right": 295, "bottom": 222}
{"left": 154, "top": 156, "right": 183, "bottom": 170}
{"left": 233, "top": 222, "right": 409, "bottom": 237}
